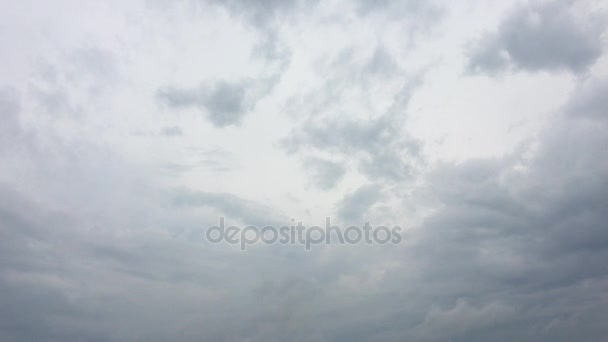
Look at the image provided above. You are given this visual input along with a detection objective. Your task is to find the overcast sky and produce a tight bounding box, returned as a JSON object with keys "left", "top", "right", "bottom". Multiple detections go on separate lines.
{"left": 1, "top": 0, "right": 608, "bottom": 341}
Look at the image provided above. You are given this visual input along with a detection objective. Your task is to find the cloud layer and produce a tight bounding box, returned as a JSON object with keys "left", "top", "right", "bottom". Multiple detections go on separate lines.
{"left": 1, "top": 0, "right": 607, "bottom": 341}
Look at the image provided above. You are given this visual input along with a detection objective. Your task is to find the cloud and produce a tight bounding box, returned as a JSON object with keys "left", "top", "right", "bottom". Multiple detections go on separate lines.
{"left": 281, "top": 44, "right": 427, "bottom": 192}
{"left": 401, "top": 77, "right": 608, "bottom": 340}
{"left": 337, "top": 184, "right": 383, "bottom": 222}
{"left": 27, "top": 48, "right": 119, "bottom": 118}
{"left": 304, "top": 157, "right": 346, "bottom": 190}
{"left": 564, "top": 78, "right": 608, "bottom": 120}
{"left": 172, "top": 189, "right": 286, "bottom": 227}
{"left": 415, "top": 299, "right": 516, "bottom": 340}
{"left": 158, "top": 57, "right": 282, "bottom": 127}
{"left": 364, "top": 46, "right": 400, "bottom": 77}
{"left": 467, "top": 0, "right": 604, "bottom": 74}
{"left": 2, "top": 77, "right": 608, "bottom": 341}
{"left": 159, "top": 126, "right": 183, "bottom": 137}
{"left": 206, "top": 0, "right": 310, "bottom": 31}
{"left": 0, "top": 86, "right": 23, "bottom": 151}
{"left": 2, "top": 0, "right": 608, "bottom": 340}
{"left": 201, "top": 81, "right": 248, "bottom": 126}
{"left": 160, "top": 146, "right": 235, "bottom": 174}
{"left": 354, "top": 0, "right": 444, "bottom": 32}
{"left": 284, "top": 80, "right": 423, "bottom": 184}
{"left": 158, "top": 80, "right": 250, "bottom": 127}
{"left": 0, "top": 184, "right": 119, "bottom": 341}
{"left": 285, "top": 113, "right": 416, "bottom": 182}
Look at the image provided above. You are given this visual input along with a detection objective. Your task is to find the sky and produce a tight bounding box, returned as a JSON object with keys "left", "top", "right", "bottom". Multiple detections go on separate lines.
{"left": 0, "top": 0, "right": 608, "bottom": 341}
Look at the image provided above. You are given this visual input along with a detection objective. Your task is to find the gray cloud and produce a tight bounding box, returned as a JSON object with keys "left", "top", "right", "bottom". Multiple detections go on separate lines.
{"left": 160, "top": 146, "right": 235, "bottom": 174}
{"left": 304, "top": 157, "right": 346, "bottom": 190}
{"left": 285, "top": 85, "right": 423, "bottom": 184}
{"left": 354, "top": 0, "right": 444, "bottom": 35}
{"left": 158, "top": 80, "right": 250, "bottom": 127}
{"left": 158, "top": 48, "right": 284, "bottom": 128}
{"left": 28, "top": 48, "right": 119, "bottom": 118}
{"left": 282, "top": 46, "right": 425, "bottom": 191}
{"left": 364, "top": 46, "right": 400, "bottom": 77}
{"left": 204, "top": 0, "right": 308, "bottom": 31}
{"left": 172, "top": 189, "right": 286, "bottom": 227}
{"left": 0, "top": 187, "right": 106, "bottom": 341}
{"left": 2, "top": 79, "right": 608, "bottom": 341}
{"left": 207, "top": 0, "right": 441, "bottom": 33}
{"left": 2, "top": 1, "right": 608, "bottom": 341}
{"left": 337, "top": 184, "right": 383, "bottom": 222}
{"left": 201, "top": 81, "right": 247, "bottom": 126}
{"left": 0, "top": 86, "right": 22, "bottom": 151}
{"left": 0, "top": 183, "right": 285, "bottom": 341}
{"left": 159, "top": 125, "right": 183, "bottom": 137}
{"left": 467, "top": 0, "right": 604, "bottom": 74}
{"left": 285, "top": 45, "right": 407, "bottom": 118}
{"left": 399, "top": 77, "right": 608, "bottom": 341}
{"left": 564, "top": 78, "right": 608, "bottom": 120}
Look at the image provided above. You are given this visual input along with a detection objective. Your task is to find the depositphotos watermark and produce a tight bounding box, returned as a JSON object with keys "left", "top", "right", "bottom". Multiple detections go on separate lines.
{"left": 206, "top": 217, "right": 403, "bottom": 251}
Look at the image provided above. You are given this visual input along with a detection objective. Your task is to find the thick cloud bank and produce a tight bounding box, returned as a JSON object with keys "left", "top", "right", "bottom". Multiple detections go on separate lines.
{"left": 0, "top": 0, "right": 607, "bottom": 341}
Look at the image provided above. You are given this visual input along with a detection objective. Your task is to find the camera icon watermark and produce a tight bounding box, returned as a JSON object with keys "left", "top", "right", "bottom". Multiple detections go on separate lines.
{"left": 206, "top": 217, "right": 403, "bottom": 251}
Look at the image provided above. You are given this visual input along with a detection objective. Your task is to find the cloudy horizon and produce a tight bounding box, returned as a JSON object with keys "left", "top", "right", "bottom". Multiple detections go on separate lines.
{"left": 1, "top": 0, "right": 608, "bottom": 341}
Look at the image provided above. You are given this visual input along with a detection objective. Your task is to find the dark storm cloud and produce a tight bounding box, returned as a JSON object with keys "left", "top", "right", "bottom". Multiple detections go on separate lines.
{"left": 467, "top": 0, "right": 604, "bottom": 74}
